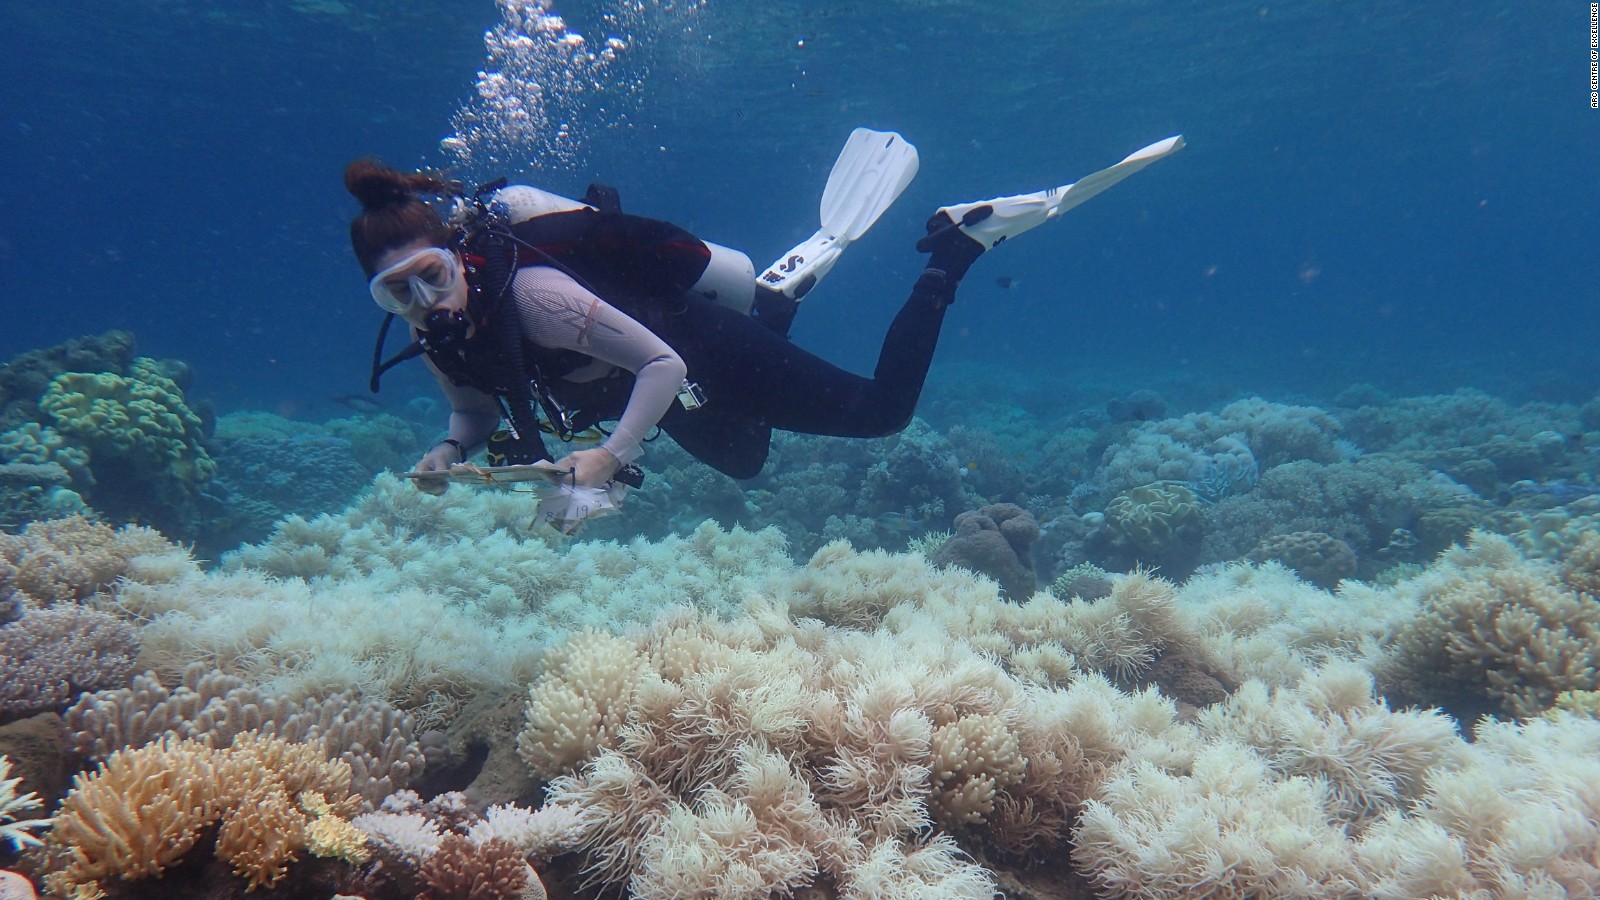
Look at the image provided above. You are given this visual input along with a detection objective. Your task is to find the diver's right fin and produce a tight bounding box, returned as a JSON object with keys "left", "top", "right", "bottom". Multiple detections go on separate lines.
{"left": 759, "top": 128, "right": 920, "bottom": 301}
{"left": 921, "top": 135, "right": 1185, "bottom": 252}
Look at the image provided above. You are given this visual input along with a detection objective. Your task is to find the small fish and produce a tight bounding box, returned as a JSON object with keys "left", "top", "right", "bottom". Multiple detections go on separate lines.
{"left": 330, "top": 394, "right": 385, "bottom": 415}
{"left": 995, "top": 275, "right": 1016, "bottom": 289}
{"left": 875, "top": 511, "right": 926, "bottom": 533}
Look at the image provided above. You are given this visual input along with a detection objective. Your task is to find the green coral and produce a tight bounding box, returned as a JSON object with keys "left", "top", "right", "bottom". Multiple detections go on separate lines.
{"left": 1103, "top": 482, "right": 1204, "bottom": 558}
{"left": 39, "top": 358, "right": 215, "bottom": 488}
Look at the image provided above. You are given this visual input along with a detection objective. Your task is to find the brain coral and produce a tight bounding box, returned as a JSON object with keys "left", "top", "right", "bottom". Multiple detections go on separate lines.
{"left": 1095, "top": 482, "right": 1205, "bottom": 574}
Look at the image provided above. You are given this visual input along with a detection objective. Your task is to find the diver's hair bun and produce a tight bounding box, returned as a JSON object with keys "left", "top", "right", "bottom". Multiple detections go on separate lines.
{"left": 343, "top": 158, "right": 450, "bottom": 210}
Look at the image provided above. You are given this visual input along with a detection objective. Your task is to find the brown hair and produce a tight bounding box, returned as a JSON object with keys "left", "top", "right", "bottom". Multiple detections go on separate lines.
{"left": 344, "top": 159, "right": 456, "bottom": 276}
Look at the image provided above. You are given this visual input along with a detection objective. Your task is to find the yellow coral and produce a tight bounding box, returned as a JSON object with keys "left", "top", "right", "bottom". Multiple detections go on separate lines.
{"left": 39, "top": 358, "right": 215, "bottom": 486}
{"left": 216, "top": 779, "right": 308, "bottom": 890}
{"left": 51, "top": 737, "right": 221, "bottom": 883}
{"left": 46, "top": 732, "right": 360, "bottom": 893}
{"left": 301, "top": 792, "right": 372, "bottom": 864}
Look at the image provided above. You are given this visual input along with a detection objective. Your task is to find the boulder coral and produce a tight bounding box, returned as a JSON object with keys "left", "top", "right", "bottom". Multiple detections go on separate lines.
{"left": 1248, "top": 530, "right": 1358, "bottom": 589}
{"left": 930, "top": 502, "right": 1041, "bottom": 600}
{"left": 38, "top": 357, "right": 215, "bottom": 534}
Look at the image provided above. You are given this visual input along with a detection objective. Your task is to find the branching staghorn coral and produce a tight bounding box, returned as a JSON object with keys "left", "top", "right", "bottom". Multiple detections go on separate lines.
{"left": 1383, "top": 531, "right": 1600, "bottom": 718}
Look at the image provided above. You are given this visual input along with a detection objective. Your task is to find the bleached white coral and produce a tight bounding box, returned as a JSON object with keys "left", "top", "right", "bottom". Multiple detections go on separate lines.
{"left": 1355, "top": 712, "right": 1600, "bottom": 897}
{"left": 1196, "top": 662, "right": 1461, "bottom": 825}
{"left": 517, "top": 629, "right": 649, "bottom": 778}
{"left": 838, "top": 834, "right": 997, "bottom": 899}
{"left": 350, "top": 809, "right": 445, "bottom": 864}
{"left": 0, "top": 754, "right": 50, "bottom": 850}
{"left": 1075, "top": 742, "right": 1364, "bottom": 898}
{"left": 466, "top": 802, "right": 595, "bottom": 860}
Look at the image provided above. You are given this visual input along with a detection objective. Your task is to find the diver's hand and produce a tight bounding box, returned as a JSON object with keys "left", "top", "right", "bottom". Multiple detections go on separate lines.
{"left": 410, "top": 444, "right": 459, "bottom": 495}
{"left": 555, "top": 447, "right": 621, "bottom": 488}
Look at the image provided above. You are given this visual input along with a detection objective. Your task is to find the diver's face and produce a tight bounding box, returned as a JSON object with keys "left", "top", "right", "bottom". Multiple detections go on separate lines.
{"left": 370, "top": 239, "right": 469, "bottom": 331}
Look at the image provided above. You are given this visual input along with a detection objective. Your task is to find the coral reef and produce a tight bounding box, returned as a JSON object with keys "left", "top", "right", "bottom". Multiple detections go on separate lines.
{"left": 3, "top": 379, "right": 1599, "bottom": 897}
{"left": 1203, "top": 454, "right": 1484, "bottom": 576}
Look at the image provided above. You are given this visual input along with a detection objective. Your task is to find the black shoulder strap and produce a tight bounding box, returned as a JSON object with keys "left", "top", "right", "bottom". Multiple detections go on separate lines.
{"left": 582, "top": 183, "right": 622, "bottom": 212}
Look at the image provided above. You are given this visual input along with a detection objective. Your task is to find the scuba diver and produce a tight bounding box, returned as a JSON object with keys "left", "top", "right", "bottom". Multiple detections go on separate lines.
{"left": 347, "top": 129, "right": 1184, "bottom": 501}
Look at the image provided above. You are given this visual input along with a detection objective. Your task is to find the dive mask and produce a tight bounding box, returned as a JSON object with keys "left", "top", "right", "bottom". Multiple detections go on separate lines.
{"left": 369, "top": 247, "right": 460, "bottom": 315}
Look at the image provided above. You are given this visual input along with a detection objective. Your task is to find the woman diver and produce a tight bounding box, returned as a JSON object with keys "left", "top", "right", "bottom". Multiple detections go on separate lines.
{"left": 345, "top": 131, "right": 1183, "bottom": 494}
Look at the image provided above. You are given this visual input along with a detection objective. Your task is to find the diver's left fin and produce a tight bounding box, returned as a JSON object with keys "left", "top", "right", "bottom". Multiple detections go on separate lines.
{"left": 759, "top": 128, "right": 920, "bottom": 301}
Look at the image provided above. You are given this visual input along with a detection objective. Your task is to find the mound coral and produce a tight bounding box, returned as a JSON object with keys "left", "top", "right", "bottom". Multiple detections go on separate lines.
{"left": 1247, "top": 530, "right": 1358, "bottom": 589}
{"left": 37, "top": 357, "right": 215, "bottom": 535}
{"left": 929, "top": 502, "right": 1041, "bottom": 600}
{"left": 39, "top": 359, "right": 213, "bottom": 482}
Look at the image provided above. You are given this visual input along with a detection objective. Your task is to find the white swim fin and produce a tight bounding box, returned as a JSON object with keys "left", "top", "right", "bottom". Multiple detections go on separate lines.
{"left": 921, "top": 135, "right": 1185, "bottom": 253}
{"left": 760, "top": 128, "right": 920, "bottom": 301}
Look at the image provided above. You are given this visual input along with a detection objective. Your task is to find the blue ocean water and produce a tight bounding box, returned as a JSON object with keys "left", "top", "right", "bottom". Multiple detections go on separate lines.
{"left": 2, "top": 1, "right": 1592, "bottom": 416}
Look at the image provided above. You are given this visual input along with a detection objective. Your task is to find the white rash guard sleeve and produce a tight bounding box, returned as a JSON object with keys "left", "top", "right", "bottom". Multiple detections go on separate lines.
{"left": 510, "top": 266, "right": 686, "bottom": 463}
{"left": 422, "top": 356, "right": 502, "bottom": 453}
